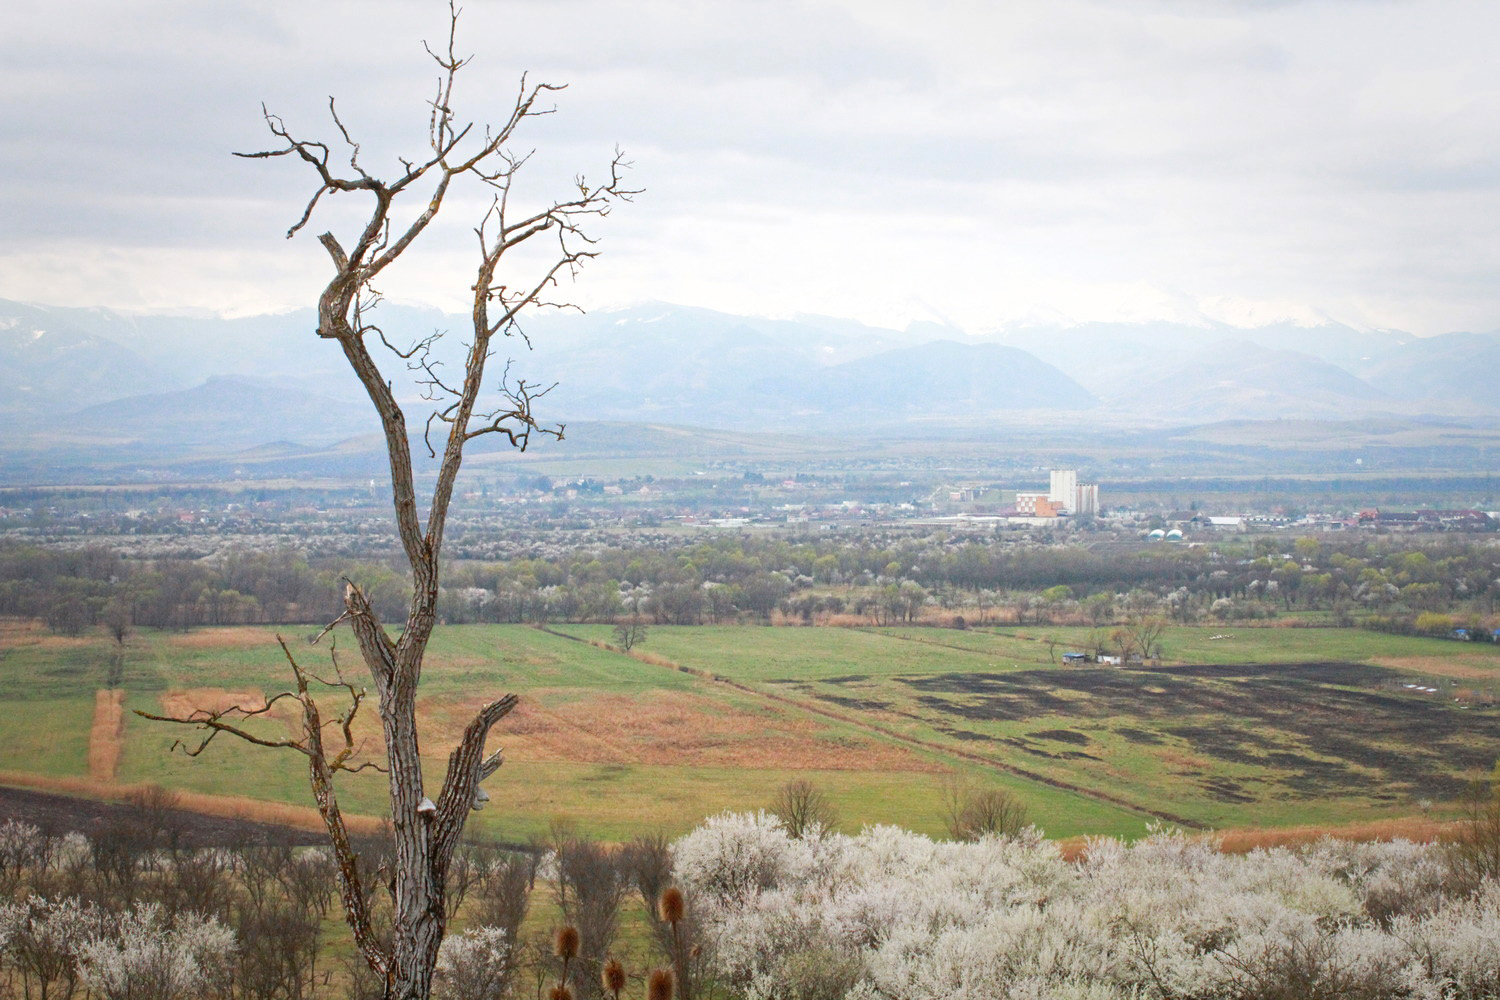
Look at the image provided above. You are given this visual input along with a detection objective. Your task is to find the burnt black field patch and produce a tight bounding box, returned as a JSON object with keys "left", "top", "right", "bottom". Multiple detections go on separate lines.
{"left": 1152, "top": 662, "right": 1400, "bottom": 686}
{"left": 898, "top": 662, "right": 1500, "bottom": 800}
{"left": 1028, "top": 729, "right": 1090, "bottom": 745}
{"left": 1201, "top": 777, "right": 1256, "bottom": 803}
{"left": 1169, "top": 725, "right": 1275, "bottom": 766}
{"left": 822, "top": 674, "right": 870, "bottom": 684}
{"left": 933, "top": 727, "right": 1059, "bottom": 758}
{"left": 815, "top": 692, "right": 893, "bottom": 712}
{"left": 940, "top": 728, "right": 994, "bottom": 742}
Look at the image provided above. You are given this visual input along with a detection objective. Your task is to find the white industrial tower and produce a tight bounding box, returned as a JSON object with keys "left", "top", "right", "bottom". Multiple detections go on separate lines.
{"left": 1049, "top": 470, "right": 1077, "bottom": 509}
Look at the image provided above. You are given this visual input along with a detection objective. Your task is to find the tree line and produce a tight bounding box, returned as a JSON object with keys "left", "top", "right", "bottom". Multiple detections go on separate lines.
{"left": 4, "top": 532, "right": 1498, "bottom": 634}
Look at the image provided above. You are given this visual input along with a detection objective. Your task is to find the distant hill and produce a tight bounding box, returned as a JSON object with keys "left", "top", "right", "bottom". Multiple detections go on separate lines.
{"left": 6, "top": 301, "right": 354, "bottom": 385}
{"left": 35, "top": 375, "right": 370, "bottom": 451}
{"left": 992, "top": 320, "right": 1408, "bottom": 396}
{"left": 756, "top": 340, "right": 1094, "bottom": 424}
{"left": 514, "top": 304, "right": 917, "bottom": 423}
{"left": 1356, "top": 331, "right": 1500, "bottom": 414}
{"left": 0, "top": 302, "right": 176, "bottom": 414}
{"left": 4, "top": 297, "right": 1498, "bottom": 469}
{"left": 1104, "top": 341, "right": 1393, "bottom": 422}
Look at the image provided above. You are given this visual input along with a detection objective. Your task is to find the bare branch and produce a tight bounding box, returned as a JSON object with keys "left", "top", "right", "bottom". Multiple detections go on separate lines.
{"left": 208, "top": 4, "right": 633, "bottom": 991}
{"left": 432, "top": 694, "right": 519, "bottom": 861}
{"left": 328, "top": 96, "right": 374, "bottom": 182}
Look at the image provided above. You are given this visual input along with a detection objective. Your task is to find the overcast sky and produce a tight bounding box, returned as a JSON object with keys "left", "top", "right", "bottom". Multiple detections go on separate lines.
{"left": 1, "top": 0, "right": 1496, "bottom": 335}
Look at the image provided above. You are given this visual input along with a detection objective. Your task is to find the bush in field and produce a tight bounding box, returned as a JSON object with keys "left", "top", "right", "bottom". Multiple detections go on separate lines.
{"left": 624, "top": 834, "right": 710, "bottom": 1000}
{"left": 939, "top": 780, "right": 1029, "bottom": 842}
{"left": 1446, "top": 777, "right": 1500, "bottom": 893}
{"left": 435, "top": 926, "right": 513, "bottom": 1000}
{"left": 554, "top": 833, "right": 629, "bottom": 999}
{"left": 1415, "top": 611, "right": 1456, "bottom": 636}
{"left": 0, "top": 821, "right": 46, "bottom": 896}
{"left": 769, "top": 780, "right": 839, "bottom": 840}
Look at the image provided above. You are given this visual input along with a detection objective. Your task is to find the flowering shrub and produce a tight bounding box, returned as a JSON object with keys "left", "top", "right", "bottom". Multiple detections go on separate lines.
{"left": 434, "top": 925, "right": 514, "bottom": 1000}
{"left": 674, "top": 814, "right": 1500, "bottom": 1000}
{"left": 77, "top": 902, "right": 235, "bottom": 1000}
{"left": 4, "top": 812, "right": 1500, "bottom": 1000}
{"left": 1, "top": 894, "right": 110, "bottom": 998}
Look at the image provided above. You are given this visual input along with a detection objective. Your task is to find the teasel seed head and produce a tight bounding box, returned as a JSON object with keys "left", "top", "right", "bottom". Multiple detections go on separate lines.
{"left": 648, "top": 968, "right": 675, "bottom": 1000}
{"left": 658, "top": 886, "right": 686, "bottom": 924}
{"left": 554, "top": 925, "right": 580, "bottom": 960}
{"left": 602, "top": 958, "right": 626, "bottom": 996}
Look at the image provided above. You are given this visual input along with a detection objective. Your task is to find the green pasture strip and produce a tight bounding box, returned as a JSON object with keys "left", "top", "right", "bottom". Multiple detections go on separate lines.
{"left": 0, "top": 636, "right": 127, "bottom": 700}
{"left": 135, "top": 628, "right": 303, "bottom": 692}
{"left": 0, "top": 698, "right": 92, "bottom": 777}
{"left": 105, "top": 624, "right": 700, "bottom": 700}
{"left": 1000, "top": 625, "right": 1500, "bottom": 671}
{"left": 550, "top": 623, "right": 1034, "bottom": 681}
{"left": 458, "top": 759, "right": 1146, "bottom": 842}
{"left": 419, "top": 625, "right": 703, "bottom": 697}
{"left": 119, "top": 691, "right": 339, "bottom": 807}
{"left": 871, "top": 626, "right": 1060, "bottom": 663}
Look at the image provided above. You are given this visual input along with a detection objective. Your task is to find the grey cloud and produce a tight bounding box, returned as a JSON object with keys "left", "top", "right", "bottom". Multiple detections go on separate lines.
{"left": 2, "top": 0, "right": 1498, "bottom": 335}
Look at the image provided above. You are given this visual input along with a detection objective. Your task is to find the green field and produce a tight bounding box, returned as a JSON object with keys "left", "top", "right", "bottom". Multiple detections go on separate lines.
{"left": 3, "top": 620, "right": 1500, "bottom": 841}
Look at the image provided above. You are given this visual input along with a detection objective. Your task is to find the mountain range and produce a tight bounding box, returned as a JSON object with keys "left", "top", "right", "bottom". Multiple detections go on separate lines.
{"left": 3, "top": 297, "right": 1497, "bottom": 472}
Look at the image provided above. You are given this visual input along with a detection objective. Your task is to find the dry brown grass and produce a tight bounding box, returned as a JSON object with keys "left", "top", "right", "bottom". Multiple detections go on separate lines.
{"left": 824, "top": 614, "right": 874, "bottom": 628}
{"left": 425, "top": 689, "right": 943, "bottom": 772}
{"left": 1211, "top": 816, "right": 1453, "bottom": 853}
{"left": 156, "top": 688, "right": 306, "bottom": 744}
{"left": 1158, "top": 749, "right": 1215, "bottom": 770}
{"left": 1371, "top": 655, "right": 1500, "bottom": 682}
{"left": 0, "top": 771, "right": 388, "bottom": 836}
{"left": 166, "top": 791, "right": 388, "bottom": 836}
{"left": 1054, "top": 814, "right": 1456, "bottom": 861}
{"left": 162, "top": 627, "right": 278, "bottom": 650}
{"left": 158, "top": 687, "right": 279, "bottom": 718}
{"left": 87, "top": 689, "right": 126, "bottom": 782}
{"left": 0, "top": 617, "right": 93, "bottom": 651}
{"left": 628, "top": 649, "right": 699, "bottom": 672}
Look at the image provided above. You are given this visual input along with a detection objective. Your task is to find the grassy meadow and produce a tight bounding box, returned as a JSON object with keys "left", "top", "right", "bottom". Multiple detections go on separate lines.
{"left": 3, "top": 618, "right": 1500, "bottom": 841}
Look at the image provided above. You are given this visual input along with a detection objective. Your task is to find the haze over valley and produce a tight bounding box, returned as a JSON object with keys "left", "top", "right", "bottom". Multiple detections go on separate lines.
{"left": 5, "top": 297, "right": 1498, "bottom": 482}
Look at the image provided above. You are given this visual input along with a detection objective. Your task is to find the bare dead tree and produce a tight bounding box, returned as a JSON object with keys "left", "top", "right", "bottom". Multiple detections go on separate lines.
{"left": 137, "top": 7, "right": 634, "bottom": 998}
